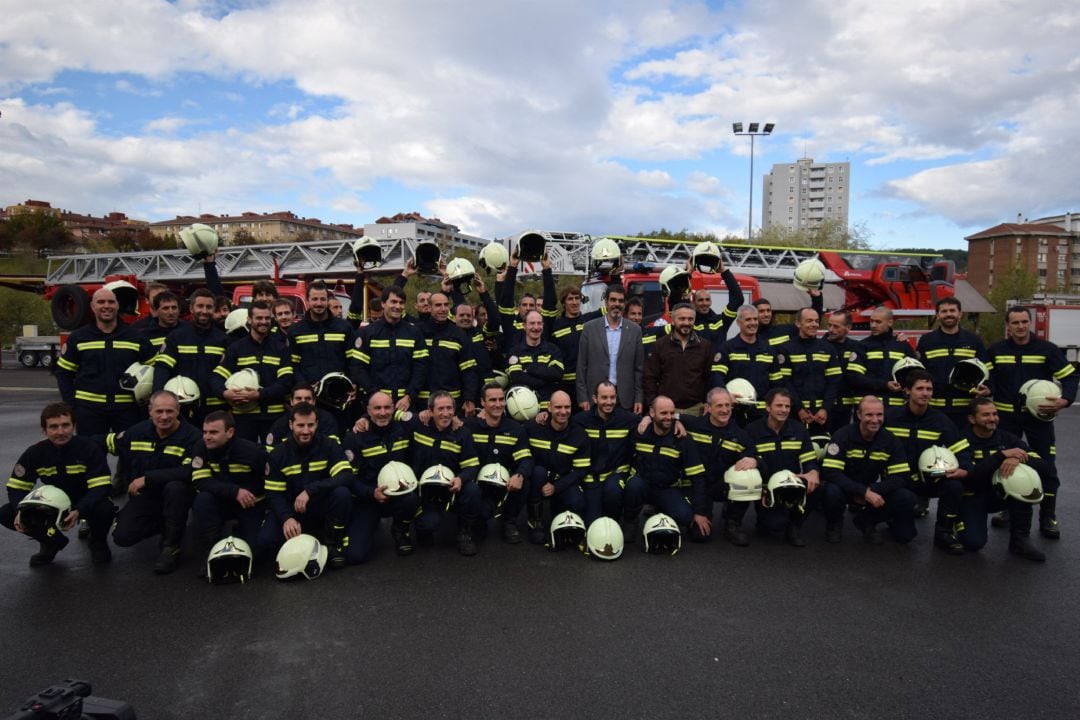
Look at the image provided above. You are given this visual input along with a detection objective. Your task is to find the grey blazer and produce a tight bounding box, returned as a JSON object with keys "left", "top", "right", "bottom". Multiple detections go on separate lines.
{"left": 575, "top": 316, "right": 644, "bottom": 409}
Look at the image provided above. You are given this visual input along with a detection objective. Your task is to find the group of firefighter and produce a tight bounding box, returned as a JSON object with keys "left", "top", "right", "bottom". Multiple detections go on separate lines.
{"left": 3, "top": 229, "right": 1076, "bottom": 583}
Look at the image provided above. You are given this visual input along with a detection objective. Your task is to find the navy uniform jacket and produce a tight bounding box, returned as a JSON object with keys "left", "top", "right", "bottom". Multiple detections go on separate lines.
{"left": 986, "top": 337, "right": 1077, "bottom": 416}
{"left": 6, "top": 437, "right": 111, "bottom": 515}
{"left": 351, "top": 318, "right": 429, "bottom": 407}
{"left": 713, "top": 334, "right": 774, "bottom": 410}
{"left": 342, "top": 420, "right": 411, "bottom": 500}
{"left": 506, "top": 339, "right": 564, "bottom": 406}
{"left": 467, "top": 415, "right": 533, "bottom": 479}
{"left": 189, "top": 437, "right": 266, "bottom": 501}
{"left": 572, "top": 406, "right": 638, "bottom": 483}
{"left": 884, "top": 404, "right": 973, "bottom": 481}
{"left": 848, "top": 331, "right": 916, "bottom": 406}
{"left": 526, "top": 420, "right": 591, "bottom": 493}
{"left": 632, "top": 424, "right": 707, "bottom": 514}
{"left": 55, "top": 323, "right": 155, "bottom": 407}
{"left": 916, "top": 327, "right": 990, "bottom": 414}
{"left": 419, "top": 318, "right": 479, "bottom": 403}
{"left": 683, "top": 415, "right": 754, "bottom": 483}
{"left": 820, "top": 425, "right": 910, "bottom": 498}
{"left": 693, "top": 269, "right": 744, "bottom": 345}
{"left": 151, "top": 321, "right": 230, "bottom": 411}
{"left": 745, "top": 417, "right": 819, "bottom": 478}
{"left": 288, "top": 313, "right": 356, "bottom": 387}
{"left": 102, "top": 418, "right": 201, "bottom": 488}
{"left": 963, "top": 427, "right": 1051, "bottom": 494}
{"left": 407, "top": 417, "right": 480, "bottom": 483}
{"left": 210, "top": 333, "right": 294, "bottom": 419}
{"left": 768, "top": 335, "right": 841, "bottom": 414}
{"left": 265, "top": 435, "right": 353, "bottom": 522}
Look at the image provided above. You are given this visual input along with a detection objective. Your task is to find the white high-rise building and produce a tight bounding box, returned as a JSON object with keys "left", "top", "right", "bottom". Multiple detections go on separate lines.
{"left": 762, "top": 158, "right": 850, "bottom": 231}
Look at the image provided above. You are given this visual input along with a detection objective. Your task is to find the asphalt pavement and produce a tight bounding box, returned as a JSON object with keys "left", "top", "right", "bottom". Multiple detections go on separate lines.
{"left": 0, "top": 372, "right": 1078, "bottom": 719}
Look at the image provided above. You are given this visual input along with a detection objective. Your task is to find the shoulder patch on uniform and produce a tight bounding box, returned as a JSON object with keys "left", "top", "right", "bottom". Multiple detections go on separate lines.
{"left": 345, "top": 449, "right": 354, "bottom": 461}
{"left": 399, "top": 411, "right": 413, "bottom": 423}
{"left": 826, "top": 443, "right": 840, "bottom": 456}
{"left": 13, "top": 463, "right": 25, "bottom": 477}
{"left": 776, "top": 354, "right": 786, "bottom": 364}
{"left": 265, "top": 433, "right": 274, "bottom": 445}
{"left": 191, "top": 456, "right": 204, "bottom": 469}
{"left": 354, "top": 337, "right": 363, "bottom": 348}
{"left": 116, "top": 431, "right": 125, "bottom": 440}
{"left": 714, "top": 352, "right": 721, "bottom": 362}
{"left": 508, "top": 356, "right": 518, "bottom": 365}
{"left": 848, "top": 351, "right": 857, "bottom": 362}
{"left": 264, "top": 462, "right": 271, "bottom": 476}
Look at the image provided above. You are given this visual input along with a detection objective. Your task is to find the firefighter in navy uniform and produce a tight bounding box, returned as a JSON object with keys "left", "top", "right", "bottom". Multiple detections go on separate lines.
{"left": 468, "top": 383, "right": 534, "bottom": 542}
{"left": 825, "top": 310, "right": 861, "bottom": 432}
{"left": 745, "top": 388, "right": 840, "bottom": 546}
{"left": 820, "top": 396, "right": 918, "bottom": 544}
{"left": 265, "top": 384, "right": 340, "bottom": 449}
{"left": 713, "top": 305, "right": 773, "bottom": 426}
{"left": 916, "top": 297, "right": 991, "bottom": 429}
{"left": 684, "top": 388, "right": 758, "bottom": 546}
{"left": 105, "top": 390, "right": 201, "bottom": 574}
{"left": 351, "top": 285, "right": 429, "bottom": 415}
{"left": 408, "top": 391, "right": 483, "bottom": 555}
{"left": 419, "top": 292, "right": 480, "bottom": 415}
{"left": 138, "top": 290, "right": 185, "bottom": 352}
{"left": 342, "top": 392, "right": 418, "bottom": 562}
{"left": 210, "top": 300, "right": 294, "bottom": 443}
{"left": 152, "top": 288, "right": 229, "bottom": 423}
{"left": 622, "top": 395, "right": 709, "bottom": 542}
{"left": 960, "top": 398, "right": 1049, "bottom": 561}
{"left": 689, "top": 244, "right": 744, "bottom": 345}
{"left": 755, "top": 292, "right": 824, "bottom": 346}
{"left": 496, "top": 250, "right": 557, "bottom": 353}
{"left": 55, "top": 287, "right": 155, "bottom": 436}
{"left": 288, "top": 280, "right": 357, "bottom": 420}
{"left": 258, "top": 402, "right": 353, "bottom": 569}
{"left": 1, "top": 403, "right": 115, "bottom": 565}
{"left": 572, "top": 381, "right": 639, "bottom": 526}
{"left": 448, "top": 272, "right": 502, "bottom": 389}
{"left": 525, "top": 390, "right": 590, "bottom": 543}
{"left": 848, "top": 306, "right": 917, "bottom": 408}
{"left": 507, "top": 309, "right": 565, "bottom": 410}
{"left": 768, "top": 307, "right": 842, "bottom": 435}
{"left": 189, "top": 410, "right": 267, "bottom": 574}
{"left": 884, "top": 369, "right": 973, "bottom": 554}
{"left": 986, "top": 305, "right": 1076, "bottom": 538}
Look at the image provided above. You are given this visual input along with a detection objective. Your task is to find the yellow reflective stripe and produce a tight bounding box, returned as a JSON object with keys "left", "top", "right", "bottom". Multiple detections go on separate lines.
{"left": 7, "top": 478, "right": 34, "bottom": 491}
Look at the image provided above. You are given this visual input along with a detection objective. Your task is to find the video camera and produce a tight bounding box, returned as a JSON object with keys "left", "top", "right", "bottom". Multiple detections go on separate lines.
{"left": 5, "top": 680, "right": 135, "bottom": 720}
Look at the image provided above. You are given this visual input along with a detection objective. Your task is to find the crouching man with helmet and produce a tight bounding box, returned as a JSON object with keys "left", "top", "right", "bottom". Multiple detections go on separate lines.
{"left": 258, "top": 402, "right": 353, "bottom": 570}
{"left": 2, "top": 403, "right": 116, "bottom": 566}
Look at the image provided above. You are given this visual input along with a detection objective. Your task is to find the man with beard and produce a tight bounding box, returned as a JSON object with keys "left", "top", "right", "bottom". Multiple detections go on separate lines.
{"left": 573, "top": 381, "right": 640, "bottom": 526}
{"left": 420, "top": 291, "right": 479, "bottom": 415}
{"left": 525, "top": 390, "right": 589, "bottom": 543}
{"left": 576, "top": 284, "right": 643, "bottom": 413}
{"left": 644, "top": 303, "right": 713, "bottom": 416}
{"left": 507, "top": 310, "right": 564, "bottom": 410}
{"left": 153, "top": 288, "right": 229, "bottom": 423}
{"left": 352, "top": 286, "right": 429, "bottom": 415}
{"left": 825, "top": 310, "right": 861, "bottom": 432}
{"left": 468, "top": 383, "right": 533, "bottom": 543}
{"left": 714, "top": 305, "right": 773, "bottom": 426}
{"left": 769, "top": 307, "right": 841, "bottom": 436}
{"left": 916, "top": 298, "right": 990, "bottom": 429}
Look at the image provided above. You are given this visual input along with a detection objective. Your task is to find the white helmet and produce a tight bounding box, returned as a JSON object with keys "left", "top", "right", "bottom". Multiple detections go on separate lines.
{"left": 513, "top": 230, "right": 547, "bottom": 263}
{"left": 164, "top": 375, "right": 201, "bottom": 405}
{"left": 764, "top": 470, "right": 807, "bottom": 512}
{"left": 225, "top": 369, "right": 261, "bottom": 412}
{"left": 792, "top": 258, "right": 826, "bottom": 292}
{"left": 586, "top": 517, "right": 624, "bottom": 560}
{"left": 224, "top": 308, "right": 249, "bottom": 336}
{"left": 892, "top": 356, "right": 926, "bottom": 387}
{"left": 351, "top": 237, "right": 383, "bottom": 268}
{"left": 547, "top": 510, "right": 586, "bottom": 551}
{"left": 691, "top": 241, "right": 723, "bottom": 274}
{"left": 17, "top": 484, "right": 71, "bottom": 540}
{"left": 446, "top": 257, "right": 476, "bottom": 294}
{"left": 420, "top": 464, "right": 455, "bottom": 509}
{"left": 1019, "top": 379, "right": 1062, "bottom": 422}
{"left": 506, "top": 386, "right": 540, "bottom": 422}
{"left": 477, "top": 462, "right": 510, "bottom": 512}
{"left": 274, "top": 534, "right": 327, "bottom": 580}
{"left": 948, "top": 358, "right": 989, "bottom": 394}
{"left": 725, "top": 378, "right": 758, "bottom": 407}
{"left": 179, "top": 223, "right": 220, "bottom": 258}
{"left": 993, "top": 463, "right": 1045, "bottom": 504}
{"left": 478, "top": 241, "right": 510, "bottom": 273}
{"left": 918, "top": 446, "right": 959, "bottom": 482}
{"left": 659, "top": 265, "right": 691, "bottom": 300}
{"left": 811, "top": 434, "right": 832, "bottom": 462}
{"left": 724, "top": 467, "right": 763, "bottom": 502}
{"left": 206, "top": 536, "right": 254, "bottom": 585}
{"left": 492, "top": 370, "right": 510, "bottom": 390}
{"left": 412, "top": 240, "right": 442, "bottom": 274}
{"left": 102, "top": 279, "right": 140, "bottom": 316}
{"left": 642, "top": 513, "right": 682, "bottom": 555}
{"left": 377, "top": 461, "right": 419, "bottom": 497}
{"left": 315, "top": 372, "right": 355, "bottom": 411}
{"left": 118, "top": 362, "right": 154, "bottom": 404}
{"left": 590, "top": 237, "right": 622, "bottom": 274}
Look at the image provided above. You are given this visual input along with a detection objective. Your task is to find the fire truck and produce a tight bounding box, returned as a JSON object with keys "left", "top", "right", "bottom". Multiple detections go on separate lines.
{"left": 1021, "top": 297, "right": 1080, "bottom": 364}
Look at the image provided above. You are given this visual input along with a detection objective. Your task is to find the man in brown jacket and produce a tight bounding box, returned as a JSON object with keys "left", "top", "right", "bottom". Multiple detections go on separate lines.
{"left": 644, "top": 303, "right": 715, "bottom": 416}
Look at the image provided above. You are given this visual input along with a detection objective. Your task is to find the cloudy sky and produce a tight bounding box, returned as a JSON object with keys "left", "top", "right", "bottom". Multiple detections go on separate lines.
{"left": 1, "top": 0, "right": 1077, "bottom": 250}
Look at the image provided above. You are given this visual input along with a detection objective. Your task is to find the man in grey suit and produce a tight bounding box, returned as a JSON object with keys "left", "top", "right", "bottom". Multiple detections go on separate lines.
{"left": 576, "top": 285, "right": 644, "bottom": 414}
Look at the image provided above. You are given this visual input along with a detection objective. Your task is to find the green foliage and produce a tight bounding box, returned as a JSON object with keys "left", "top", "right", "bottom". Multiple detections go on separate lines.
{"left": 753, "top": 218, "right": 872, "bottom": 249}
{"left": 979, "top": 262, "right": 1040, "bottom": 344}
{"left": 0, "top": 254, "right": 53, "bottom": 345}
{"left": 0, "top": 211, "right": 73, "bottom": 251}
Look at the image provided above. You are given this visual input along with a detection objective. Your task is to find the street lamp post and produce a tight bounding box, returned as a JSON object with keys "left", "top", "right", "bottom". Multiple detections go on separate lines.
{"left": 732, "top": 122, "right": 775, "bottom": 242}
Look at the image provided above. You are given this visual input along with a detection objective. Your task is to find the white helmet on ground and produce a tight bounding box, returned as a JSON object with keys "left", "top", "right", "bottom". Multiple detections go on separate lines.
{"left": 119, "top": 362, "right": 154, "bottom": 404}
{"left": 207, "top": 536, "right": 254, "bottom": 585}
{"left": 164, "top": 376, "right": 201, "bottom": 405}
{"left": 642, "top": 513, "right": 682, "bottom": 555}
{"left": 726, "top": 378, "right": 758, "bottom": 407}
{"left": 691, "top": 241, "right": 723, "bottom": 274}
{"left": 793, "top": 258, "right": 826, "bottom": 292}
{"left": 724, "top": 467, "right": 764, "bottom": 502}
{"left": 993, "top": 463, "right": 1045, "bottom": 504}
{"left": 764, "top": 470, "right": 807, "bottom": 512}
{"left": 377, "top": 461, "right": 419, "bottom": 497}
{"left": 274, "top": 534, "right": 327, "bottom": 580}
{"left": 506, "top": 386, "right": 540, "bottom": 422}
{"left": 586, "top": 517, "right": 624, "bottom": 560}
{"left": 918, "top": 446, "right": 959, "bottom": 482}
{"left": 1019, "top": 379, "right": 1062, "bottom": 422}
{"left": 479, "top": 242, "right": 510, "bottom": 273}
{"left": 180, "top": 223, "right": 220, "bottom": 258}
{"left": 547, "top": 510, "right": 586, "bottom": 551}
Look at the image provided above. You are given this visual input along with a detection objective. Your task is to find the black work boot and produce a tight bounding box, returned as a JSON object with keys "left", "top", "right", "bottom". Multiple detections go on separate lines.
{"left": 914, "top": 496, "right": 930, "bottom": 519}
{"left": 29, "top": 531, "right": 69, "bottom": 567}
{"left": 1039, "top": 496, "right": 1060, "bottom": 540}
{"left": 526, "top": 503, "right": 545, "bottom": 545}
{"left": 621, "top": 513, "right": 638, "bottom": 544}
{"left": 154, "top": 521, "right": 185, "bottom": 575}
{"left": 1009, "top": 532, "right": 1046, "bottom": 562}
{"left": 391, "top": 521, "right": 415, "bottom": 556}
{"left": 89, "top": 536, "right": 112, "bottom": 564}
{"left": 825, "top": 520, "right": 843, "bottom": 544}
{"left": 324, "top": 523, "right": 348, "bottom": 570}
{"left": 195, "top": 531, "right": 218, "bottom": 579}
{"left": 501, "top": 519, "right": 522, "bottom": 544}
{"left": 457, "top": 528, "right": 478, "bottom": 556}
{"left": 933, "top": 523, "right": 964, "bottom": 555}
{"left": 990, "top": 511, "right": 1010, "bottom": 528}
{"left": 785, "top": 520, "right": 807, "bottom": 548}
{"left": 723, "top": 520, "right": 750, "bottom": 547}
{"left": 77, "top": 518, "right": 90, "bottom": 540}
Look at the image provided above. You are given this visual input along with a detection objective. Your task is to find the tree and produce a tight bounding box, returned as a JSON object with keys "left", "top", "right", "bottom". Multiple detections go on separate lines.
{"left": 980, "top": 262, "right": 1040, "bottom": 344}
{"left": 0, "top": 211, "right": 73, "bottom": 251}
{"left": 753, "top": 219, "right": 872, "bottom": 249}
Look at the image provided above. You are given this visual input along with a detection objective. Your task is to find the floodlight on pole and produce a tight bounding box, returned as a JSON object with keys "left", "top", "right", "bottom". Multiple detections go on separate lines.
{"left": 732, "top": 121, "right": 776, "bottom": 242}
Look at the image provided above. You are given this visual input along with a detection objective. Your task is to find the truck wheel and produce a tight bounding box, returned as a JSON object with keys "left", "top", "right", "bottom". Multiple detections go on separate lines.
{"left": 18, "top": 350, "right": 40, "bottom": 368}
{"left": 51, "top": 285, "right": 91, "bottom": 330}
{"left": 39, "top": 352, "right": 54, "bottom": 369}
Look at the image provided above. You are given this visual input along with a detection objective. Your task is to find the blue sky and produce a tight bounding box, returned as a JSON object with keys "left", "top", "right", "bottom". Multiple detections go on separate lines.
{"left": 2, "top": 0, "right": 1078, "bottom": 250}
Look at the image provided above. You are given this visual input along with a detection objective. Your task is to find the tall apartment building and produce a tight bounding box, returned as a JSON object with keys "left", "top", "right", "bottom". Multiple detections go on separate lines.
{"left": 965, "top": 213, "right": 1080, "bottom": 296}
{"left": 762, "top": 158, "right": 850, "bottom": 231}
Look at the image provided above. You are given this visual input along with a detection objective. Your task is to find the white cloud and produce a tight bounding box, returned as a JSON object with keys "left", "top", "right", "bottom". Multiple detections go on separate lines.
{"left": 143, "top": 116, "right": 191, "bottom": 134}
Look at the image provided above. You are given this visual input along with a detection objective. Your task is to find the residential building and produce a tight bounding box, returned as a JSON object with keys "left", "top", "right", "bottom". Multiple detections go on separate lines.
{"left": 148, "top": 211, "right": 363, "bottom": 245}
{"left": 965, "top": 217, "right": 1080, "bottom": 295}
{"left": 762, "top": 158, "right": 850, "bottom": 231}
